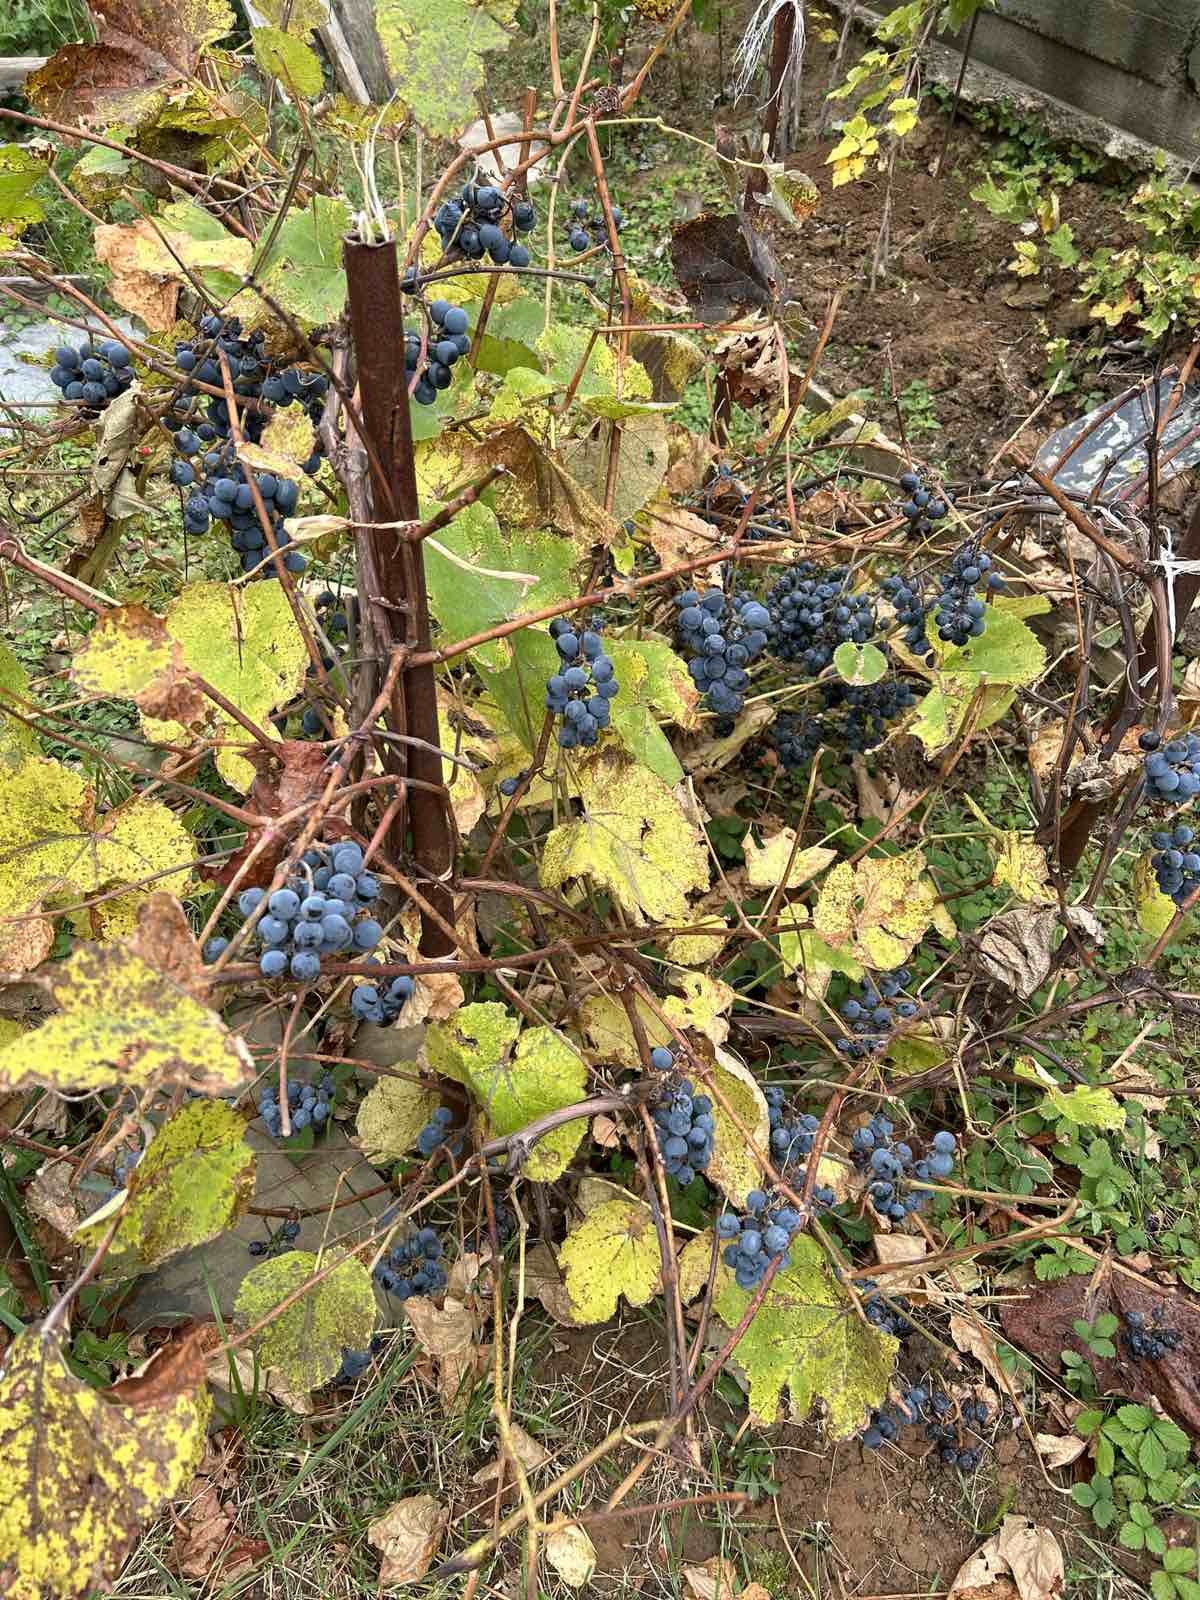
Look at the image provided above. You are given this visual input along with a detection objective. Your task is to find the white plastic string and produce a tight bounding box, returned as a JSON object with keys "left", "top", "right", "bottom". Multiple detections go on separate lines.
{"left": 1151, "top": 526, "right": 1200, "bottom": 651}
{"left": 731, "top": 0, "right": 805, "bottom": 111}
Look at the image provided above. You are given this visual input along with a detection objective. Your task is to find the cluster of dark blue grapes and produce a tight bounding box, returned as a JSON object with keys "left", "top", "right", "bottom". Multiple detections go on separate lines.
{"left": 764, "top": 1088, "right": 837, "bottom": 1204}
{"left": 771, "top": 677, "right": 917, "bottom": 770}
{"left": 651, "top": 1078, "right": 714, "bottom": 1186}
{"left": 566, "top": 196, "right": 623, "bottom": 253}
{"left": 248, "top": 1217, "right": 301, "bottom": 1256}
{"left": 375, "top": 1226, "right": 447, "bottom": 1299}
{"left": 766, "top": 563, "right": 876, "bottom": 672}
{"left": 351, "top": 974, "right": 416, "bottom": 1025}
{"left": 333, "top": 1337, "right": 382, "bottom": 1384}
{"left": 864, "top": 1386, "right": 989, "bottom": 1472}
{"left": 880, "top": 572, "right": 931, "bottom": 662}
{"left": 203, "top": 842, "right": 383, "bottom": 983}
{"left": 434, "top": 182, "right": 536, "bottom": 267}
{"left": 897, "top": 470, "right": 949, "bottom": 537}
{"left": 1149, "top": 822, "right": 1200, "bottom": 907}
{"left": 1123, "top": 1308, "right": 1182, "bottom": 1360}
{"left": 717, "top": 1189, "right": 803, "bottom": 1290}
{"left": 544, "top": 618, "right": 618, "bottom": 748}
{"left": 836, "top": 969, "right": 917, "bottom": 1059}
{"left": 170, "top": 315, "right": 327, "bottom": 577}
{"left": 1141, "top": 731, "right": 1200, "bottom": 804}
{"left": 856, "top": 1277, "right": 915, "bottom": 1339}
{"left": 404, "top": 299, "right": 471, "bottom": 406}
{"left": 673, "top": 588, "right": 772, "bottom": 717}
{"left": 257, "top": 1077, "right": 335, "bottom": 1139}
{"left": 931, "top": 545, "right": 1000, "bottom": 647}
{"left": 851, "top": 1115, "right": 957, "bottom": 1224}
{"left": 50, "top": 338, "right": 134, "bottom": 411}
{"left": 417, "top": 1106, "right": 464, "bottom": 1159}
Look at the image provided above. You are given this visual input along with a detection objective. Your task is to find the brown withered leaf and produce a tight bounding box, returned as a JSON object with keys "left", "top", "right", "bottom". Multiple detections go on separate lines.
{"left": 973, "top": 905, "right": 1104, "bottom": 998}
{"left": 0, "top": 913, "right": 55, "bottom": 976}
{"left": 127, "top": 894, "right": 211, "bottom": 1004}
{"left": 367, "top": 1493, "right": 448, "bottom": 1586}
{"left": 93, "top": 222, "right": 180, "bottom": 330}
{"left": 670, "top": 213, "right": 776, "bottom": 325}
{"left": 712, "top": 319, "right": 785, "bottom": 409}
{"left": 212, "top": 742, "right": 336, "bottom": 888}
{"left": 642, "top": 498, "right": 720, "bottom": 567}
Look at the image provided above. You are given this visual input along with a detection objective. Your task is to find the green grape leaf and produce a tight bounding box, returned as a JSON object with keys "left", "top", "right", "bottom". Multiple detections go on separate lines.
{"left": 355, "top": 1073, "right": 440, "bottom": 1161}
{"left": 606, "top": 638, "right": 699, "bottom": 784}
{"left": 377, "top": 0, "right": 513, "bottom": 140}
{"left": 535, "top": 325, "right": 658, "bottom": 419}
{"left": 0, "top": 937, "right": 253, "bottom": 1095}
{"left": 254, "top": 0, "right": 328, "bottom": 27}
{"left": 833, "top": 640, "right": 888, "bottom": 686}
{"left": 487, "top": 364, "right": 559, "bottom": 423}
{"left": 235, "top": 1248, "right": 376, "bottom": 1391}
{"left": 424, "top": 1001, "right": 521, "bottom": 1086}
{"left": 705, "top": 1052, "right": 770, "bottom": 1207}
{"left": 714, "top": 1235, "right": 896, "bottom": 1435}
{"left": 559, "top": 412, "right": 671, "bottom": 525}
{"left": 141, "top": 581, "right": 308, "bottom": 791}
{"left": 0, "top": 144, "right": 45, "bottom": 250}
{"left": 938, "top": 609, "right": 1046, "bottom": 689}
{"left": 778, "top": 926, "right": 863, "bottom": 1003}
{"left": 253, "top": 194, "right": 350, "bottom": 327}
{"left": 251, "top": 25, "right": 324, "bottom": 93}
{"left": 0, "top": 1327, "right": 210, "bottom": 1600}
{"left": 559, "top": 1199, "right": 662, "bottom": 1323}
{"left": 466, "top": 1025, "right": 587, "bottom": 1181}
{"left": 423, "top": 501, "right": 580, "bottom": 672}
{"left": 813, "top": 850, "right": 952, "bottom": 969}
{"left": 76, "top": 1101, "right": 255, "bottom": 1276}
{"left": 474, "top": 296, "right": 544, "bottom": 375}
{"left": 541, "top": 748, "right": 709, "bottom": 924}
{"left": 475, "top": 627, "right": 559, "bottom": 751}
{"left": 1040, "top": 1084, "right": 1125, "bottom": 1130}
{"left": 0, "top": 638, "right": 39, "bottom": 757}
{"left": 909, "top": 680, "right": 1015, "bottom": 752}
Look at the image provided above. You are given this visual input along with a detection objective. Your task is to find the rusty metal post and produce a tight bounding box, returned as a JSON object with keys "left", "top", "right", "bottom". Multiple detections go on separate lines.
{"left": 744, "top": 5, "right": 796, "bottom": 204}
{"left": 344, "top": 236, "right": 454, "bottom": 957}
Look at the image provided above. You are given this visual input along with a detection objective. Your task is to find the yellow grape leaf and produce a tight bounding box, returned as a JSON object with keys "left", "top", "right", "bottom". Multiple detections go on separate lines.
{"left": 541, "top": 749, "right": 709, "bottom": 924}
{"left": 663, "top": 917, "right": 730, "bottom": 965}
{"left": 466, "top": 1025, "right": 587, "bottom": 1182}
{"left": 423, "top": 1001, "right": 520, "bottom": 1086}
{"left": 0, "top": 939, "right": 253, "bottom": 1095}
{"left": 578, "top": 993, "right": 672, "bottom": 1069}
{"left": 1136, "top": 854, "right": 1176, "bottom": 937}
{"left": 779, "top": 925, "right": 863, "bottom": 1004}
{"left": 0, "top": 1328, "right": 210, "bottom": 1600}
{"left": 535, "top": 324, "right": 656, "bottom": 420}
{"left": 993, "top": 832, "right": 1053, "bottom": 903}
{"left": 744, "top": 829, "right": 836, "bottom": 891}
{"left": 0, "top": 639, "right": 40, "bottom": 758}
{"left": 678, "top": 1230, "right": 716, "bottom": 1302}
{"left": 663, "top": 972, "right": 735, "bottom": 1048}
{"left": 234, "top": 1248, "right": 376, "bottom": 1391}
{"left": 75, "top": 1100, "right": 254, "bottom": 1276}
{"left": 909, "top": 680, "right": 1015, "bottom": 752}
{"left": 1040, "top": 1083, "right": 1125, "bottom": 1130}
{"left": 559, "top": 1199, "right": 662, "bottom": 1323}
{"left": 239, "top": 407, "right": 316, "bottom": 480}
{"left": 84, "top": 795, "right": 199, "bottom": 939}
{"left": 714, "top": 1235, "right": 896, "bottom": 1435}
{"left": 141, "top": 582, "right": 308, "bottom": 792}
{"left": 813, "top": 851, "right": 943, "bottom": 970}
{"left": 355, "top": 1074, "right": 440, "bottom": 1162}
{"left": 887, "top": 1017, "right": 954, "bottom": 1076}
{"left": 250, "top": 24, "right": 324, "bottom": 94}
{"left": 705, "top": 1052, "right": 770, "bottom": 1208}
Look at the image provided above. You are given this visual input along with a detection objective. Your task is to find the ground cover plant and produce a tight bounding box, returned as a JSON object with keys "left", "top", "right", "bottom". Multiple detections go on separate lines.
{"left": 2, "top": 1, "right": 1200, "bottom": 1596}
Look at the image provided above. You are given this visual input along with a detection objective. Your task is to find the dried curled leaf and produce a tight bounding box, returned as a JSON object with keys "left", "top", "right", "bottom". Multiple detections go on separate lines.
{"left": 367, "top": 1493, "right": 448, "bottom": 1586}
{"left": 0, "top": 1327, "right": 210, "bottom": 1600}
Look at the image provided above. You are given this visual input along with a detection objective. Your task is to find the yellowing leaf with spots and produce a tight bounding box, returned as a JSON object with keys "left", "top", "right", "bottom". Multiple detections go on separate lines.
{"left": 714, "top": 1235, "right": 896, "bottom": 1435}
{"left": 663, "top": 917, "right": 730, "bottom": 966}
{"left": 705, "top": 1051, "right": 770, "bottom": 1207}
{"left": 812, "top": 850, "right": 943, "bottom": 970}
{"left": 239, "top": 406, "right": 316, "bottom": 480}
{"left": 559, "top": 1198, "right": 662, "bottom": 1323}
{"left": 1136, "top": 853, "right": 1176, "bottom": 936}
{"left": 993, "top": 832, "right": 1053, "bottom": 903}
{"left": 377, "top": 0, "right": 513, "bottom": 141}
{"left": 75, "top": 1100, "right": 255, "bottom": 1276}
{"left": 678, "top": 1230, "right": 716, "bottom": 1302}
{"left": 1040, "top": 1082, "right": 1125, "bottom": 1130}
{"left": 745, "top": 829, "right": 837, "bottom": 891}
{"left": 0, "top": 938, "right": 253, "bottom": 1095}
{"left": 909, "top": 680, "right": 1015, "bottom": 753}
{"left": 578, "top": 992, "right": 672, "bottom": 1069}
{"left": 0, "top": 639, "right": 38, "bottom": 757}
{"left": 355, "top": 1073, "right": 440, "bottom": 1162}
{"left": 71, "top": 604, "right": 203, "bottom": 728}
{"left": 423, "top": 1001, "right": 520, "bottom": 1086}
{"left": 141, "top": 581, "right": 308, "bottom": 791}
{"left": 779, "top": 925, "right": 863, "bottom": 1003}
{"left": 234, "top": 1248, "right": 377, "bottom": 1391}
{"left": 536, "top": 324, "right": 658, "bottom": 421}
{"left": 663, "top": 972, "right": 735, "bottom": 1047}
{"left": 541, "top": 749, "right": 709, "bottom": 925}
{"left": 83, "top": 795, "right": 199, "bottom": 938}
{"left": 0, "top": 1327, "right": 210, "bottom": 1600}
{"left": 606, "top": 637, "right": 699, "bottom": 785}
{"left": 466, "top": 1025, "right": 587, "bottom": 1181}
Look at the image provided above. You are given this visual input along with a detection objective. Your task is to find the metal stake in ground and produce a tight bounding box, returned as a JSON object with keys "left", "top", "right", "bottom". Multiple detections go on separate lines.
{"left": 343, "top": 235, "right": 454, "bottom": 957}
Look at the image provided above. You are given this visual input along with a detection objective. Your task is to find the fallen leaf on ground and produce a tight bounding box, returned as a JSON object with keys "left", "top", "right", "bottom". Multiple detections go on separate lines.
{"left": 367, "top": 1494, "right": 447, "bottom": 1586}
{"left": 472, "top": 1420, "right": 549, "bottom": 1483}
{"left": 405, "top": 1294, "right": 482, "bottom": 1410}
{"left": 544, "top": 1523, "right": 597, "bottom": 1588}
{"left": 873, "top": 1233, "right": 927, "bottom": 1292}
{"left": 951, "top": 1516, "right": 1063, "bottom": 1600}
{"left": 1034, "top": 1431, "right": 1088, "bottom": 1469}
{"left": 949, "top": 1312, "right": 1017, "bottom": 1397}
{"left": 522, "top": 1241, "right": 578, "bottom": 1326}
{"left": 683, "top": 1556, "right": 741, "bottom": 1600}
